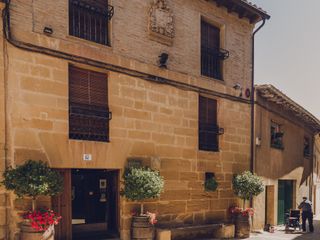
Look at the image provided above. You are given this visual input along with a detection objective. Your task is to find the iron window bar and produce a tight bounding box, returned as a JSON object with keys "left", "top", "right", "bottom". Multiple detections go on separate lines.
{"left": 199, "top": 123, "right": 222, "bottom": 152}
{"left": 69, "top": 0, "right": 113, "bottom": 45}
{"left": 202, "top": 47, "right": 230, "bottom": 60}
{"left": 69, "top": 103, "right": 111, "bottom": 142}
{"left": 201, "top": 47, "right": 229, "bottom": 80}
{"left": 70, "top": 103, "right": 112, "bottom": 119}
{"left": 70, "top": 0, "right": 114, "bottom": 20}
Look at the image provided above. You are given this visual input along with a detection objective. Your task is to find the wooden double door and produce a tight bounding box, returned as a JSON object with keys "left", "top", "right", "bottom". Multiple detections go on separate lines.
{"left": 52, "top": 169, "right": 119, "bottom": 240}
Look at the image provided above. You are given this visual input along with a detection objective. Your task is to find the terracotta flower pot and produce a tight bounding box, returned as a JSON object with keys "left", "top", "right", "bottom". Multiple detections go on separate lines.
{"left": 234, "top": 214, "right": 251, "bottom": 239}
{"left": 20, "top": 222, "right": 54, "bottom": 240}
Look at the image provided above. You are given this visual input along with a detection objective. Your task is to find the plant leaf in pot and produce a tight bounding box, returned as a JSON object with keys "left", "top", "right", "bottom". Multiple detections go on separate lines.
{"left": 232, "top": 171, "right": 264, "bottom": 209}
{"left": 204, "top": 177, "right": 218, "bottom": 192}
{"left": 1, "top": 160, "right": 64, "bottom": 210}
{"left": 121, "top": 167, "right": 164, "bottom": 215}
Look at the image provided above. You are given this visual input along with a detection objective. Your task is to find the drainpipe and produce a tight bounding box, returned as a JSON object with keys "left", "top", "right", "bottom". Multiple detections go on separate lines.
{"left": 250, "top": 18, "right": 266, "bottom": 174}
{"left": 1, "top": 1, "right": 9, "bottom": 239}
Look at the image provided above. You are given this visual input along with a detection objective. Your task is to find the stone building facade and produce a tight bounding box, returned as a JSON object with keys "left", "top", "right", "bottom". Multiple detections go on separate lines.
{"left": 253, "top": 85, "right": 320, "bottom": 229}
{"left": 0, "top": 0, "right": 269, "bottom": 239}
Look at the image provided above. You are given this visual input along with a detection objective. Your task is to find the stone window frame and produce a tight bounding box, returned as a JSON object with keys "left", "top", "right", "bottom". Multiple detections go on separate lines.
{"left": 199, "top": 14, "right": 227, "bottom": 82}
{"left": 198, "top": 94, "right": 221, "bottom": 152}
{"left": 67, "top": 0, "right": 113, "bottom": 47}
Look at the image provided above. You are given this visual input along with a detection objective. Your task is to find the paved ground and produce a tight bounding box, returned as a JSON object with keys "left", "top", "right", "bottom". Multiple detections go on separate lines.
{"left": 248, "top": 218, "right": 320, "bottom": 240}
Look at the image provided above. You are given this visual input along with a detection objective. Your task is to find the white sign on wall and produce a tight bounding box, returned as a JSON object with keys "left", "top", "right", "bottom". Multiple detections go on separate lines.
{"left": 83, "top": 154, "right": 92, "bottom": 161}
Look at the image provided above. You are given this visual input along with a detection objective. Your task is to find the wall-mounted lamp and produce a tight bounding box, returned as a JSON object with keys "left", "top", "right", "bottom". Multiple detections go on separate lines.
{"left": 159, "top": 53, "right": 169, "bottom": 68}
{"left": 233, "top": 83, "right": 243, "bottom": 97}
{"left": 43, "top": 26, "right": 53, "bottom": 35}
{"left": 233, "top": 83, "right": 241, "bottom": 90}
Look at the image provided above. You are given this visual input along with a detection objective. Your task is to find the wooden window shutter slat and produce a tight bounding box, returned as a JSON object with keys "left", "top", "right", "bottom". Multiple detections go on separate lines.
{"left": 199, "top": 96, "right": 219, "bottom": 152}
{"left": 69, "top": 66, "right": 90, "bottom": 105}
{"left": 69, "top": 65, "right": 109, "bottom": 142}
{"left": 89, "top": 71, "right": 108, "bottom": 107}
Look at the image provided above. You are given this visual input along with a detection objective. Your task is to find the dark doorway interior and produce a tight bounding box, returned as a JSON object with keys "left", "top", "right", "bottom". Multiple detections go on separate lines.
{"left": 277, "top": 180, "right": 294, "bottom": 225}
{"left": 71, "top": 169, "right": 119, "bottom": 240}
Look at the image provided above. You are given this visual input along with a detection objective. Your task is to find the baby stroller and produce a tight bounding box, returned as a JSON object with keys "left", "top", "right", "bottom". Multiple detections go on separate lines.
{"left": 285, "top": 209, "right": 301, "bottom": 232}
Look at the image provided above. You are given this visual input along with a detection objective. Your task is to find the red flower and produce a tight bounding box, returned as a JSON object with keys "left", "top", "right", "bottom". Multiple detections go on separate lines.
{"left": 229, "top": 206, "right": 255, "bottom": 217}
{"left": 22, "top": 208, "right": 62, "bottom": 232}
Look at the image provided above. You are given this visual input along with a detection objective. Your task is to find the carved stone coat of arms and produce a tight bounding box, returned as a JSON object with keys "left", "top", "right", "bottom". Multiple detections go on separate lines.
{"left": 149, "top": 0, "right": 175, "bottom": 46}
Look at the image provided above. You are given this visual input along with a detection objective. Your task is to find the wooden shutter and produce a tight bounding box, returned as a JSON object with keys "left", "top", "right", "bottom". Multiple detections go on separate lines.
{"left": 199, "top": 96, "right": 219, "bottom": 151}
{"left": 69, "top": 65, "right": 109, "bottom": 142}
{"left": 201, "top": 20, "right": 221, "bottom": 79}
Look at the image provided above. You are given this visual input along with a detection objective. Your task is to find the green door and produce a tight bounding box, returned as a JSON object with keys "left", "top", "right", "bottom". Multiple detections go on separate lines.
{"left": 277, "top": 180, "right": 293, "bottom": 225}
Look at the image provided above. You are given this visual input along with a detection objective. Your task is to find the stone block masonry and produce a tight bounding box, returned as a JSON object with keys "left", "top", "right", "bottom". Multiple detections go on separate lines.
{"left": 0, "top": 0, "right": 258, "bottom": 239}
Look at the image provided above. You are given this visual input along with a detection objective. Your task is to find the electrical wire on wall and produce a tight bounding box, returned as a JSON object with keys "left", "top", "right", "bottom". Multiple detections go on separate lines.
{"left": 2, "top": 1, "right": 250, "bottom": 105}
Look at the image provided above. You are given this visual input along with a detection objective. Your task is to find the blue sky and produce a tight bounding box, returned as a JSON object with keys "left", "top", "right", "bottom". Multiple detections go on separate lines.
{"left": 252, "top": 0, "right": 320, "bottom": 118}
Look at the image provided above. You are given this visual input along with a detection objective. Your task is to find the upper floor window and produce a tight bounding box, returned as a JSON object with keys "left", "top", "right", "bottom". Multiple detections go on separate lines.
{"left": 199, "top": 96, "right": 219, "bottom": 152}
{"left": 69, "top": 65, "right": 110, "bottom": 142}
{"left": 270, "top": 122, "right": 284, "bottom": 149}
{"left": 304, "top": 137, "right": 311, "bottom": 158}
{"left": 69, "top": 0, "right": 113, "bottom": 45}
{"left": 201, "top": 20, "right": 229, "bottom": 80}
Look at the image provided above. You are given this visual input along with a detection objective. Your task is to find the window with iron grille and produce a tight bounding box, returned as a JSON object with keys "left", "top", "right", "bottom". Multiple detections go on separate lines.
{"left": 270, "top": 122, "right": 284, "bottom": 149}
{"left": 69, "top": 65, "right": 110, "bottom": 142}
{"left": 304, "top": 136, "right": 311, "bottom": 158}
{"left": 199, "top": 96, "right": 219, "bottom": 152}
{"left": 69, "top": 0, "right": 111, "bottom": 45}
{"left": 201, "top": 20, "right": 224, "bottom": 80}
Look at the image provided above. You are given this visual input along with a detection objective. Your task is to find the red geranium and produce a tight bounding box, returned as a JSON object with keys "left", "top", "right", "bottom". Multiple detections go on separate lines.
{"left": 22, "top": 208, "right": 62, "bottom": 232}
{"left": 229, "top": 206, "right": 254, "bottom": 217}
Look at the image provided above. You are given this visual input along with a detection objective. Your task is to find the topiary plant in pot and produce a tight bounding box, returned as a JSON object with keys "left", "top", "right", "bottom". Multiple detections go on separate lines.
{"left": 231, "top": 171, "right": 264, "bottom": 238}
{"left": 121, "top": 167, "right": 164, "bottom": 240}
{"left": 1, "top": 160, "right": 64, "bottom": 240}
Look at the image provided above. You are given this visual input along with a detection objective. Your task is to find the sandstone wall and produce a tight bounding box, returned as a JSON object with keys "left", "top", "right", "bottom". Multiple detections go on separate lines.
{"left": 5, "top": 44, "right": 251, "bottom": 239}
{"left": 1, "top": 0, "right": 255, "bottom": 239}
{"left": 9, "top": 0, "right": 254, "bottom": 91}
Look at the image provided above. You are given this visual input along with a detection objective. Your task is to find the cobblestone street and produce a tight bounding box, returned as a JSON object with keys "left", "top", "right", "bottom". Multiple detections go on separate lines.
{"left": 249, "top": 218, "right": 320, "bottom": 240}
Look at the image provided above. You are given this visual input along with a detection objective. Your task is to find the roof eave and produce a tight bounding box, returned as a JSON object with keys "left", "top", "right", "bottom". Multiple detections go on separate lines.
{"left": 256, "top": 84, "right": 320, "bottom": 133}
{"left": 211, "top": 0, "right": 270, "bottom": 24}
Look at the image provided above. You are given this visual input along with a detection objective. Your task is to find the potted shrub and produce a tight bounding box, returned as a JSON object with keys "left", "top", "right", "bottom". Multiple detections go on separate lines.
{"left": 231, "top": 171, "right": 264, "bottom": 238}
{"left": 1, "top": 160, "right": 63, "bottom": 240}
{"left": 121, "top": 167, "right": 164, "bottom": 240}
{"left": 204, "top": 177, "right": 218, "bottom": 192}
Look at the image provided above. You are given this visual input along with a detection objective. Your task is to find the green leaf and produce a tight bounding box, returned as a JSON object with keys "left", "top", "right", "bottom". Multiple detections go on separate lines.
{"left": 232, "top": 171, "right": 264, "bottom": 200}
{"left": 1, "top": 160, "right": 64, "bottom": 198}
{"left": 121, "top": 167, "right": 164, "bottom": 201}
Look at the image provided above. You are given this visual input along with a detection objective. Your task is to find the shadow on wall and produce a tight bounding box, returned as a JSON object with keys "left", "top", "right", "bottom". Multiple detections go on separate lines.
{"left": 255, "top": 129, "right": 312, "bottom": 186}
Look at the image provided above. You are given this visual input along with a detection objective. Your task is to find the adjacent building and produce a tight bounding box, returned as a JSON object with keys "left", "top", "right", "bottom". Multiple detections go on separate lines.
{"left": 253, "top": 84, "right": 320, "bottom": 229}
{"left": 0, "top": 0, "right": 271, "bottom": 239}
